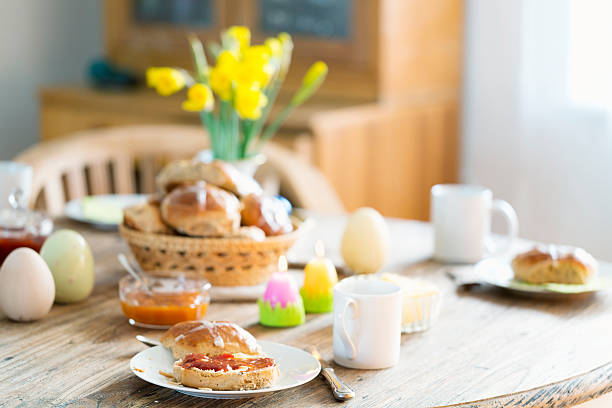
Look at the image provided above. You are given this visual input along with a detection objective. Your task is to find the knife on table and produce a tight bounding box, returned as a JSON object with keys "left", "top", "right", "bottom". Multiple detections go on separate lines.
{"left": 306, "top": 346, "right": 355, "bottom": 401}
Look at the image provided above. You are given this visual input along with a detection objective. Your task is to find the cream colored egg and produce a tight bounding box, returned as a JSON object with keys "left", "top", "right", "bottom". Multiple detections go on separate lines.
{"left": 341, "top": 207, "right": 390, "bottom": 274}
{"left": 0, "top": 247, "right": 55, "bottom": 321}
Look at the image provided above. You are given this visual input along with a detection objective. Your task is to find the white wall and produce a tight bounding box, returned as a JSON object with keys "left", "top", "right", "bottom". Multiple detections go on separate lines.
{"left": 0, "top": 0, "right": 102, "bottom": 160}
{"left": 462, "top": 0, "right": 612, "bottom": 261}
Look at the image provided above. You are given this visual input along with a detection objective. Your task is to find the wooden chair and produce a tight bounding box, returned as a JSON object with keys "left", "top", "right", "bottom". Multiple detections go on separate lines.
{"left": 14, "top": 125, "right": 344, "bottom": 216}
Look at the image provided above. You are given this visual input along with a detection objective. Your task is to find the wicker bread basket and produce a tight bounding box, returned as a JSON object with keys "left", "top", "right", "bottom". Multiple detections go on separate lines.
{"left": 119, "top": 220, "right": 302, "bottom": 286}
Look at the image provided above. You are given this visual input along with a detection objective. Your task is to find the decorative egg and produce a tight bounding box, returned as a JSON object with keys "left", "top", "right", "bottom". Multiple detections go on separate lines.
{"left": 341, "top": 207, "right": 390, "bottom": 274}
{"left": 40, "top": 229, "right": 94, "bottom": 303}
{"left": 0, "top": 247, "right": 55, "bottom": 321}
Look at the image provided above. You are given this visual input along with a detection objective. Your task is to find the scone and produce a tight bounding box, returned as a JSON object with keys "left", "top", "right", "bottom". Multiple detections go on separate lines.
{"left": 156, "top": 160, "right": 262, "bottom": 197}
{"left": 231, "top": 226, "right": 266, "bottom": 241}
{"left": 173, "top": 353, "right": 279, "bottom": 391}
{"left": 123, "top": 203, "right": 173, "bottom": 234}
{"left": 240, "top": 194, "right": 293, "bottom": 236}
{"left": 161, "top": 320, "right": 262, "bottom": 360}
{"left": 161, "top": 182, "right": 240, "bottom": 237}
{"left": 511, "top": 245, "right": 598, "bottom": 284}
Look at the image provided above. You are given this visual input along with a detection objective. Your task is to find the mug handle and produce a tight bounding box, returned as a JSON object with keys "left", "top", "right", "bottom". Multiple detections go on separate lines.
{"left": 341, "top": 298, "right": 358, "bottom": 360}
{"left": 486, "top": 199, "right": 519, "bottom": 256}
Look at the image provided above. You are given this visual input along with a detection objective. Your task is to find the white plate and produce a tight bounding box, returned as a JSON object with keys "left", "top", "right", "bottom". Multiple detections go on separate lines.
{"left": 472, "top": 258, "right": 612, "bottom": 299}
{"left": 64, "top": 194, "right": 148, "bottom": 229}
{"left": 130, "top": 341, "right": 321, "bottom": 399}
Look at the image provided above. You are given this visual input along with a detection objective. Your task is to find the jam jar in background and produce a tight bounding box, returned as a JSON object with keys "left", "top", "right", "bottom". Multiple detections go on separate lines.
{"left": 0, "top": 205, "right": 54, "bottom": 267}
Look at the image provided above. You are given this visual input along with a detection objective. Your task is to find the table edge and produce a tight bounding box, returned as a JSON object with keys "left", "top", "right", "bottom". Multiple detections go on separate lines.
{"left": 441, "top": 360, "right": 612, "bottom": 408}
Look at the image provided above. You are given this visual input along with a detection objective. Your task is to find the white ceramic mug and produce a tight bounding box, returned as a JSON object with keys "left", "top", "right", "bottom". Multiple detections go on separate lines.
{"left": 333, "top": 276, "right": 402, "bottom": 369}
{"left": 431, "top": 184, "right": 518, "bottom": 263}
{"left": 0, "top": 162, "right": 32, "bottom": 209}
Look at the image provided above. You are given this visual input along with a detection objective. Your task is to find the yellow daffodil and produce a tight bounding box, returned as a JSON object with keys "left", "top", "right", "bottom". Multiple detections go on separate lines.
{"left": 182, "top": 83, "right": 214, "bottom": 112}
{"left": 243, "top": 45, "right": 271, "bottom": 65}
{"left": 226, "top": 26, "right": 251, "bottom": 54}
{"left": 265, "top": 37, "right": 283, "bottom": 58}
{"left": 235, "top": 45, "right": 275, "bottom": 87}
{"left": 146, "top": 67, "right": 186, "bottom": 96}
{"left": 146, "top": 67, "right": 161, "bottom": 87}
{"left": 234, "top": 83, "right": 268, "bottom": 120}
{"left": 303, "top": 61, "right": 328, "bottom": 87}
{"left": 209, "top": 50, "right": 238, "bottom": 100}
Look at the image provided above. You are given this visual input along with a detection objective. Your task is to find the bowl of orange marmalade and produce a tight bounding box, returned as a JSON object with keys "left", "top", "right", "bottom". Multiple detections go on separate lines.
{"left": 119, "top": 274, "right": 211, "bottom": 328}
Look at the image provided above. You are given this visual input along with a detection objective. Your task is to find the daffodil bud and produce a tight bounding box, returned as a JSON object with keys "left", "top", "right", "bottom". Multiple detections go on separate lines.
{"left": 278, "top": 32, "right": 293, "bottom": 53}
{"left": 291, "top": 61, "right": 328, "bottom": 105}
{"left": 303, "top": 61, "right": 328, "bottom": 87}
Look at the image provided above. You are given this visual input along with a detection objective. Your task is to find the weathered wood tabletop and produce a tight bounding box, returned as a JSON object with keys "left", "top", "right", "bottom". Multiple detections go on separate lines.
{"left": 1, "top": 214, "right": 612, "bottom": 408}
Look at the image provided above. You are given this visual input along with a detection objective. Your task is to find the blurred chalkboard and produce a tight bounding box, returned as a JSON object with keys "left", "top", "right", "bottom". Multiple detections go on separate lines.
{"left": 133, "top": 0, "right": 214, "bottom": 26}
{"left": 259, "top": 0, "right": 351, "bottom": 39}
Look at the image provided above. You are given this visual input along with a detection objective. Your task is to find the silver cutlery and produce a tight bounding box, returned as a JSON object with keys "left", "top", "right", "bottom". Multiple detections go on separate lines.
{"left": 136, "top": 334, "right": 161, "bottom": 347}
{"left": 306, "top": 346, "right": 354, "bottom": 401}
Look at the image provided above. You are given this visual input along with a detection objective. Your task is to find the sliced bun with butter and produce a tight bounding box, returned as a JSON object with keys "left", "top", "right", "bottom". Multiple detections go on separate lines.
{"left": 511, "top": 245, "right": 598, "bottom": 284}
{"left": 173, "top": 352, "right": 279, "bottom": 391}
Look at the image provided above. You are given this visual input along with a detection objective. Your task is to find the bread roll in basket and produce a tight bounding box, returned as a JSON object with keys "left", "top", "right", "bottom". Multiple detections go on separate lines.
{"left": 119, "top": 218, "right": 302, "bottom": 287}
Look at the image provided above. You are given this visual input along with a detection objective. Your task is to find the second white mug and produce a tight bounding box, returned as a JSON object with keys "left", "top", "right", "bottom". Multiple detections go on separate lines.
{"left": 431, "top": 184, "right": 518, "bottom": 264}
{"left": 333, "top": 276, "right": 402, "bottom": 369}
{"left": 0, "top": 161, "right": 32, "bottom": 209}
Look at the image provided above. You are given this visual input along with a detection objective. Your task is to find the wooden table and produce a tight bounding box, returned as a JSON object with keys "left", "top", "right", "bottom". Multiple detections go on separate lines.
{"left": 2, "top": 214, "right": 612, "bottom": 407}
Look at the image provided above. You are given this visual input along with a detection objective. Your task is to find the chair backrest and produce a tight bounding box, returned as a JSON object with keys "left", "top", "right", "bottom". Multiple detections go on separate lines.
{"left": 14, "top": 125, "right": 344, "bottom": 216}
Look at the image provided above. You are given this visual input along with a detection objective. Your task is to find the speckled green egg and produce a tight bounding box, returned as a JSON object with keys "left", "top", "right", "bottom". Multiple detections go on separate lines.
{"left": 40, "top": 229, "right": 94, "bottom": 303}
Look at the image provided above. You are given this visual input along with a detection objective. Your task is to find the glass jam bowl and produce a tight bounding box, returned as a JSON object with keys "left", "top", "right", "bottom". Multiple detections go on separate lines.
{"left": 0, "top": 207, "right": 53, "bottom": 266}
{"left": 119, "top": 273, "right": 211, "bottom": 329}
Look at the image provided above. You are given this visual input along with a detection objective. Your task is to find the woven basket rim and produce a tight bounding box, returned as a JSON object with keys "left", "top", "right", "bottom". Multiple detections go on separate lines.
{"left": 119, "top": 218, "right": 303, "bottom": 247}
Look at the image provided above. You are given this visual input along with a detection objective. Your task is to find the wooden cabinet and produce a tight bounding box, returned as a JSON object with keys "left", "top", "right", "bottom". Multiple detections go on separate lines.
{"left": 105, "top": 0, "right": 462, "bottom": 103}
{"left": 39, "top": 0, "right": 463, "bottom": 220}
{"left": 311, "top": 100, "right": 459, "bottom": 220}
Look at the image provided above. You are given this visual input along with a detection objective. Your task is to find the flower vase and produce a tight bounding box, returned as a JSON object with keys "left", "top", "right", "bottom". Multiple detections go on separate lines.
{"left": 194, "top": 149, "right": 266, "bottom": 178}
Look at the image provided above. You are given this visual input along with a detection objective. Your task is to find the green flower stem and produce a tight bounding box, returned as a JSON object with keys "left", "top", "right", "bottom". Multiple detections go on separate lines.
{"left": 230, "top": 109, "right": 239, "bottom": 159}
{"left": 199, "top": 111, "right": 219, "bottom": 157}
{"left": 250, "top": 78, "right": 283, "bottom": 146}
{"left": 259, "top": 72, "right": 326, "bottom": 146}
{"left": 219, "top": 101, "right": 229, "bottom": 159}
{"left": 218, "top": 100, "right": 241, "bottom": 160}
{"left": 259, "top": 102, "right": 296, "bottom": 146}
{"left": 240, "top": 119, "right": 254, "bottom": 158}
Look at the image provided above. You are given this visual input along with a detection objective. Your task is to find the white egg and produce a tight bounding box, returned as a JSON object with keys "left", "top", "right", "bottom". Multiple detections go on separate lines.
{"left": 341, "top": 207, "right": 391, "bottom": 274}
{"left": 0, "top": 247, "right": 55, "bottom": 321}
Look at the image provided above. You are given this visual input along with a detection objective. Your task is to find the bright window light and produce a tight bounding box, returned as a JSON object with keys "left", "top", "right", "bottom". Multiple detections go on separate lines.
{"left": 568, "top": 0, "right": 612, "bottom": 107}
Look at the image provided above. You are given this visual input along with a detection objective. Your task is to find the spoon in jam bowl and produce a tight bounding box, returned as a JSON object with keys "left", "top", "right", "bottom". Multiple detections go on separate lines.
{"left": 136, "top": 335, "right": 161, "bottom": 347}
{"left": 118, "top": 253, "right": 152, "bottom": 294}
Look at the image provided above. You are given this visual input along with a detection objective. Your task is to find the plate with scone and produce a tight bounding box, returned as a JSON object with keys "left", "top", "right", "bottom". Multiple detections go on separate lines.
{"left": 130, "top": 320, "right": 321, "bottom": 399}
{"left": 455, "top": 245, "right": 612, "bottom": 299}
